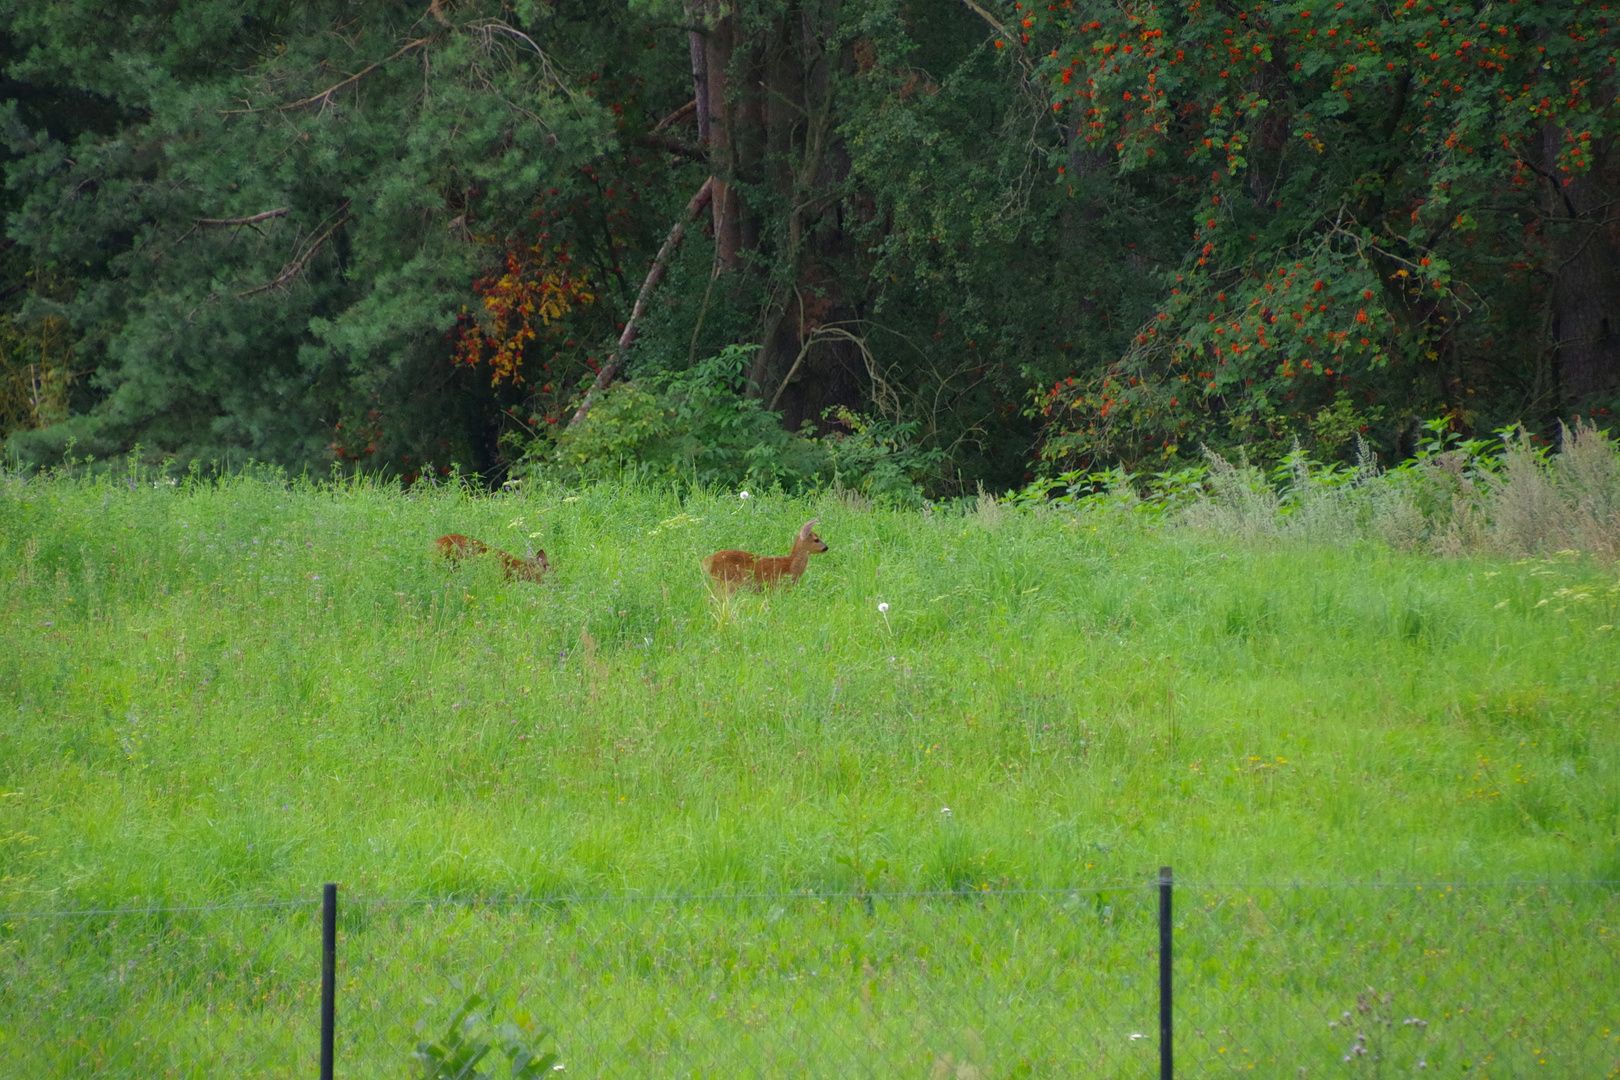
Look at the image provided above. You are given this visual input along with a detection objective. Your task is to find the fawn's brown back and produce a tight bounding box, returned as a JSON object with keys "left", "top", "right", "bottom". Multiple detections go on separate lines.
{"left": 434, "top": 534, "right": 550, "bottom": 582}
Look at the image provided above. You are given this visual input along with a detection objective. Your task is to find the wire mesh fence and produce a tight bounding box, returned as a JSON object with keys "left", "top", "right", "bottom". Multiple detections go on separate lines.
{"left": 1174, "top": 880, "right": 1619, "bottom": 1076}
{"left": 2, "top": 878, "right": 1615, "bottom": 1078}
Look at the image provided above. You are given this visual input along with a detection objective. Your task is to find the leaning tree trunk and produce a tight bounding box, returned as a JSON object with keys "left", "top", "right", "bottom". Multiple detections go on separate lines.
{"left": 568, "top": 179, "right": 716, "bottom": 427}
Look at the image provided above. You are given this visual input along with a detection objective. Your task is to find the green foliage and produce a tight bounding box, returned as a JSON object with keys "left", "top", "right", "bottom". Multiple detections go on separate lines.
{"left": 1027, "top": 0, "right": 1620, "bottom": 465}
{"left": 414, "top": 992, "right": 560, "bottom": 1080}
{"left": 0, "top": 0, "right": 1175, "bottom": 491}
{"left": 535, "top": 344, "right": 824, "bottom": 488}
{"left": 1, "top": 0, "right": 618, "bottom": 474}
{"left": 528, "top": 344, "right": 939, "bottom": 499}
{"left": 840, "top": 0, "right": 1174, "bottom": 488}
{"left": 818, "top": 407, "right": 944, "bottom": 506}
{"left": 3, "top": 0, "right": 1617, "bottom": 492}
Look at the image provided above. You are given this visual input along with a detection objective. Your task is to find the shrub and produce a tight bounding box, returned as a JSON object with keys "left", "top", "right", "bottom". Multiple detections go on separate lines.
{"left": 511, "top": 345, "right": 939, "bottom": 502}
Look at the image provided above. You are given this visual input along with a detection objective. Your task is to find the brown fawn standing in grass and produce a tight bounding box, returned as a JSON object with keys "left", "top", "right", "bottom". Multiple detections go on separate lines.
{"left": 702, "top": 519, "right": 828, "bottom": 592}
{"left": 433, "top": 534, "right": 550, "bottom": 583}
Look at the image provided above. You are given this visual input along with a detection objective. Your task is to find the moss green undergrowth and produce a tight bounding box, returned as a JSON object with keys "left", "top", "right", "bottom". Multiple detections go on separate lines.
{"left": 1, "top": 466, "right": 1616, "bottom": 909}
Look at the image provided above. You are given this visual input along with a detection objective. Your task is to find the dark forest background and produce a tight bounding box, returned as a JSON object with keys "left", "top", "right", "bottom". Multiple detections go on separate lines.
{"left": 1, "top": 0, "right": 1616, "bottom": 495}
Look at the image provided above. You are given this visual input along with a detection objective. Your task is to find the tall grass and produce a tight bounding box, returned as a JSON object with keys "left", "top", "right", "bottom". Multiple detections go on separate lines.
{"left": 1, "top": 460, "right": 1615, "bottom": 912}
{"left": 1025, "top": 418, "right": 1620, "bottom": 562}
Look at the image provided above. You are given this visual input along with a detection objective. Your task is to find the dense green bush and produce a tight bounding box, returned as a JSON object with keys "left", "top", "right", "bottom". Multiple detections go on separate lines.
{"left": 525, "top": 345, "right": 940, "bottom": 501}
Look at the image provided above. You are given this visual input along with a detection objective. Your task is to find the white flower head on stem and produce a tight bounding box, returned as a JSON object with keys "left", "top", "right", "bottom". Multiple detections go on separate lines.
{"left": 878, "top": 602, "right": 889, "bottom": 613}
{"left": 738, "top": 490, "right": 751, "bottom": 500}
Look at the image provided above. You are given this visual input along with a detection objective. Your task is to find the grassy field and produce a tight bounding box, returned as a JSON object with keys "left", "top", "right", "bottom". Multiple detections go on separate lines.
{"left": 1, "top": 466, "right": 1617, "bottom": 1076}
{"left": 3, "top": 466, "right": 1615, "bottom": 903}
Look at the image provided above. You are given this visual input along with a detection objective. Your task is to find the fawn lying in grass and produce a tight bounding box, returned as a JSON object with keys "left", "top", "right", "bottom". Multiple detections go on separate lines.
{"left": 433, "top": 534, "right": 550, "bottom": 583}
{"left": 702, "top": 519, "right": 828, "bottom": 592}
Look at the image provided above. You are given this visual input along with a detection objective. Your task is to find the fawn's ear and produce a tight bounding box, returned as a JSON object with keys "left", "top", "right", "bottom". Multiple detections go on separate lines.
{"left": 798, "top": 518, "right": 819, "bottom": 540}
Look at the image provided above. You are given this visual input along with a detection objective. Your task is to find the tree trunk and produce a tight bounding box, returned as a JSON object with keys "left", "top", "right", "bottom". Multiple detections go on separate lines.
{"left": 688, "top": 18, "right": 710, "bottom": 145}
{"left": 1543, "top": 126, "right": 1620, "bottom": 404}
{"left": 744, "top": 1, "right": 849, "bottom": 404}
{"left": 695, "top": 0, "right": 743, "bottom": 271}
{"left": 683, "top": 0, "right": 864, "bottom": 426}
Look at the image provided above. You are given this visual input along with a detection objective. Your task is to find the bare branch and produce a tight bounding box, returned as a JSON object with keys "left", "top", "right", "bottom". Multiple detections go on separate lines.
{"left": 464, "top": 20, "right": 575, "bottom": 99}
{"left": 281, "top": 39, "right": 431, "bottom": 111}
{"left": 954, "top": 0, "right": 1052, "bottom": 127}
{"left": 479, "top": 20, "right": 544, "bottom": 58}
{"left": 195, "top": 208, "right": 289, "bottom": 227}
{"left": 219, "top": 38, "right": 431, "bottom": 115}
{"left": 238, "top": 214, "right": 353, "bottom": 298}
{"left": 770, "top": 324, "right": 872, "bottom": 413}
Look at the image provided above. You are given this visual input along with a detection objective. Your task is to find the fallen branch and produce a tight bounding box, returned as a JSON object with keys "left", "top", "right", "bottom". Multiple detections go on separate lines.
{"left": 568, "top": 177, "right": 715, "bottom": 428}
{"left": 238, "top": 214, "right": 353, "bottom": 297}
{"left": 196, "top": 207, "right": 289, "bottom": 227}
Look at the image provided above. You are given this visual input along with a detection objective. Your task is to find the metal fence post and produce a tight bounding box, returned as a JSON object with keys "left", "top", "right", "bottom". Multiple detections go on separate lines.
{"left": 321, "top": 882, "right": 337, "bottom": 1080}
{"left": 1158, "top": 866, "right": 1172, "bottom": 1080}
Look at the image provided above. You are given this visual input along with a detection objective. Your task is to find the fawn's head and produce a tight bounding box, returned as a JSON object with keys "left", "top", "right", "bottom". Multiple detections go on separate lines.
{"left": 797, "top": 519, "right": 829, "bottom": 553}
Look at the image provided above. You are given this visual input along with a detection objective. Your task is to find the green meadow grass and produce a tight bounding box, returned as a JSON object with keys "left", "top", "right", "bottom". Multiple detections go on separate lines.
{"left": 1, "top": 467, "right": 1617, "bottom": 1077}
{"left": 2, "top": 467, "right": 1615, "bottom": 903}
